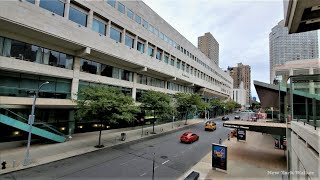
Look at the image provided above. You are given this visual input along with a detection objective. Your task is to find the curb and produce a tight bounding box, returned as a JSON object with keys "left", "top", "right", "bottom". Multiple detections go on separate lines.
{"left": 0, "top": 121, "right": 200, "bottom": 175}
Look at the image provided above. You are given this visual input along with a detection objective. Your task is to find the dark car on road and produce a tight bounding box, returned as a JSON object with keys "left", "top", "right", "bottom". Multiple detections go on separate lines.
{"left": 234, "top": 115, "right": 240, "bottom": 119}
{"left": 180, "top": 132, "right": 199, "bottom": 143}
{"left": 222, "top": 116, "right": 229, "bottom": 121}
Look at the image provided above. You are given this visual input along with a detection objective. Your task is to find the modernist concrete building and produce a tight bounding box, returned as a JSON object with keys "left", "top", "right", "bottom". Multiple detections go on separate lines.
{"left": 273, "top": 58, "right": 320, "bottom": 94}
{"left": 269, "top": 20, "right": 318, "bottom": 82}
{"left": 0, "top": 0, "right": 232, "bottom": 141}
{"left": 198, "top": 32, "right": 219, "bottom": 66}
{"left": 227, "top": 63, "right": 251, "bottom": 104}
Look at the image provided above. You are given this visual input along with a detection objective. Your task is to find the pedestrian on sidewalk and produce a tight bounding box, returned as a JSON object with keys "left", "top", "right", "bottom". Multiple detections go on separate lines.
{"left": 1, "top": 160, "right": 6, "bottom": 170}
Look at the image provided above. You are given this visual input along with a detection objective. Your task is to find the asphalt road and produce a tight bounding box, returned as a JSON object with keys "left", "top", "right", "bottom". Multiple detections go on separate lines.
{"left": 1, "top": 115, "right": 236, "bottom": 180}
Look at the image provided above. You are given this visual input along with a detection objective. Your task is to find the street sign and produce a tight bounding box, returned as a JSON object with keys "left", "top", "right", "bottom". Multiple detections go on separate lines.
{"left": 237, "top": 128, "right": 246, "bottom": 141}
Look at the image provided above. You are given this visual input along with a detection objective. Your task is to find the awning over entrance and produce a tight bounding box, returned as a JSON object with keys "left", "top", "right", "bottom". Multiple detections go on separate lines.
{"left": 223, "top": 121, "right": 289, "bottom": 136}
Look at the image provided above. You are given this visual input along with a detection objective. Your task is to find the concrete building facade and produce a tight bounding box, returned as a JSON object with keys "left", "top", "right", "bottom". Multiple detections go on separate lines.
{"left": 273, "top": 58, "right": 320, "bottom": 94}
{"left": 228, "top": 63, "right": 251, "bottom": 104}
{"left": 269, "top": 20, "right": 318, "bottom": 82}
{"left": 0, "top": 0, "right": 232, "bottom": 140}
{"left": 198, "top": 32, "right": 219, "bottom": 66}
{"left": 232, "top": 82, "right": 247, "bottom": 107}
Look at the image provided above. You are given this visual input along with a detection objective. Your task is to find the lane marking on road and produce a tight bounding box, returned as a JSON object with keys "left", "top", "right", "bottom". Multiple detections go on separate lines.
{"left": 120, "top": 158, "right": 137, "bottom": 165}
{"left": 188, "top": 147, "right": 192, "bottom": 150}
{"left": 140, "top": 172, "right": 147, "bottom": 176}
{"left": 181, "top": 150, "right": 186, "bottom": 154}
{"left": 173, "top": 154, "right": 178, "bottom": 157}
{"left": 162, "top": 160, "right": 170, "bottom": 165}
{"left": 155, "top": 166, "right": 159, "bottom": 169}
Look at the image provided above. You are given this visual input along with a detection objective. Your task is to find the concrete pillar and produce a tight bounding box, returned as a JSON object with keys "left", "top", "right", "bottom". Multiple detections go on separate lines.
{"left": 160, "top": 50, "right": 164, "bottom": 61}
{"left": 64, "top": 0, "right": 70, "bottom": 19}
{"left": 87, "top": 10, "right": 93, "bottom": 28}
{"left": 144, "top": 41, "right": 148, "bottom": 55}
{"left": 68, "top": 110, "right": 75, "bottom": 135}
{"left": 132, "top": 73, "right": 138, "bottom": 101}
{"left": 35, "top": 0, "right": 40, "bottom": 6}
{"left": 121, "top": 29, "right": 126, "bottom": 44}
{"left": 134, "top": 35, "right": 138, "bottom": 50}
{"left": 106, "top": 20, "right": 111, "bottom": 37}
{"left": 71, "top": 57, "right": 81, "bottom": 100}
{"left": 309, "top": 68, "right": 315, "bottom": 94}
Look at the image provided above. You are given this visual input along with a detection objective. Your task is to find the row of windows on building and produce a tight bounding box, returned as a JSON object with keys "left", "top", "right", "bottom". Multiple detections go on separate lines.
{"left": 23, "top": 0, "right": 231, "bottom": 90}
{"left": 106, "top": 0, "right": 230, "bottom": 85}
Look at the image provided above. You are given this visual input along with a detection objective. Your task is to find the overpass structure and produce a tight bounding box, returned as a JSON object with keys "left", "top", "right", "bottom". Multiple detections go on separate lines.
{"left": 223, "top": 120, "right": 289, "bottom": 136}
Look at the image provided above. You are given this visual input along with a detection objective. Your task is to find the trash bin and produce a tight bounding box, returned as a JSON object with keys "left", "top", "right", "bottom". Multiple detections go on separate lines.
{"left": 121, "top": 133, "right": 126, "bottom": 141}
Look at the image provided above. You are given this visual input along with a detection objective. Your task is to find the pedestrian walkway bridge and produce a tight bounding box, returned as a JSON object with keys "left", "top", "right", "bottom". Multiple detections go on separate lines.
{"left": 223, "top": 120, "right": 290, "bottom": 136}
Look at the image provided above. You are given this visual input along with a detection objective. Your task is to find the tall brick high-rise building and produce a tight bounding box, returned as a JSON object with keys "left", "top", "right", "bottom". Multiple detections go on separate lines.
{"left": 198, "top": 32, "right": 219, "bottom": 66}
{"left": 227, "top": 63, "right": 251, "bottom": 104}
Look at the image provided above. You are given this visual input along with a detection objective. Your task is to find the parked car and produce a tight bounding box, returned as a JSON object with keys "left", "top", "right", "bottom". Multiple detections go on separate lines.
{"left": 180, "top": 132, "right": 199, "bottom": 143}
{"left": 205, "top": 120, "right": 216, "bottom": 131}
{"left": 222, "top": 116, "right": 229, "bottom": 121}
{"left": 234, "top": 115, "right": 240, "bottom": 119}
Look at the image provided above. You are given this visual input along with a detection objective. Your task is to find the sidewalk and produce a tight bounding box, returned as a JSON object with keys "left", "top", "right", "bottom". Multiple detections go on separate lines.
{"left": 0, "top": 119, "right": 203, "bottom": 174}
{"left": 180, "top": 131, "right": 287, "bottom": 180}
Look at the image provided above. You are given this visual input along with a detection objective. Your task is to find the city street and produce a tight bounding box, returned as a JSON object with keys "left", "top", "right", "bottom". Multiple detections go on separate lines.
{"left": 0, "top": 116, "right": 234, "bottom": 180}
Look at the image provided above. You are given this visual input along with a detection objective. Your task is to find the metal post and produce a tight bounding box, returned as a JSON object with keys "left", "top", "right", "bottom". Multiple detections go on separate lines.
{"left": 306, "top": 98, "right": 309, "bottom": 123}
{"left": 152, "top": 153, "right": 155, "bottom": 180}
{"left": 312, "top": 98, "right": 316, "bottom": 130}
{"left": 279, "top": 82, "right": 281, "bottom": 122}
{"left": 23, "top": 82, "right": 49, "bottom": 166}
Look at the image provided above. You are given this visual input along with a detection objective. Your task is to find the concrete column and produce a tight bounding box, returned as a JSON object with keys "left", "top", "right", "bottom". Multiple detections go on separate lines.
{"left": 68, "top": 110, "right": 75, "bottom": 135}
{"left": 121, "top": 29, "right": 126, "bottom": 44}
{"left": 71, "top": 57, "right": 81, "bottom": 100}
{"left": 134, "top": 35, "right": 138, "bottom": 50}
{"left": 144, "top": 41, "right": 148, "bottom": 55}
{"left": 309, "top": 68, "right": 315, "bottom": 94}
{"left": 132, "top": 73, "right": 138, "bottom": 101}
{"left": 64, "top": 0, "right": 70, "bottom": 19}
{"left": 35, "top": 0, "right": 40, "bottom": 6}
{"left": 289, "top": 69, "right": 293, "bottom": 76}
{"left": 87, "top": 10, "right": 93, "bottom": 28}
{"left": 106, "top": 20, "right": 111, "bottom": 37}
{"left": 160, "top": 51, "right": 164, "bottom": 61}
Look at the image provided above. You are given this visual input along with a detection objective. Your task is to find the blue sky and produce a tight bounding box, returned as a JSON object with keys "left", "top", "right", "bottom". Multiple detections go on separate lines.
{"left": 143, "top": 0, "right": 285, "bottom": 101}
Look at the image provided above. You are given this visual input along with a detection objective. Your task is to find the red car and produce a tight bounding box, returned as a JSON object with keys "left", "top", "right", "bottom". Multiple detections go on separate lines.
{"left": 180, "top": 132, "right": 199, "bottom": 143}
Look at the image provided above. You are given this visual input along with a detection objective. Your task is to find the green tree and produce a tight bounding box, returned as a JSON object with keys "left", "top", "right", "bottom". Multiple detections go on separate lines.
{"left": 175, "top": 93, "right": 205, "bottom": 125}
{"left": 76, "top": 86, "right": 139, "bottom": 148}
{"left": 140, "top": 90, "right": 173, "bottom": 133}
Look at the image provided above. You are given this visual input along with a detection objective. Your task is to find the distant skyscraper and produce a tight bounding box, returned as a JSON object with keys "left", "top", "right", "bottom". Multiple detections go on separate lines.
{"left": 269, "top": 20, "right": 318, "bottom": 82}
{"left": 198, "top": 32, "right": 219, "bottom": 66}
{"left": 228, "top": 63, "right": 251, "bottom": 104}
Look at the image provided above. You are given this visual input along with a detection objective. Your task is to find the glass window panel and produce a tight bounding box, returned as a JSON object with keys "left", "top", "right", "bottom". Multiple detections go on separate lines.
{"left": 91, "top": 61, "right": 102, "bottom": 75}
{"left": 127, "top": 9, "right": 133, "bottom": 19}
{"left": 156, "top": 51, "right": 162, "bottom": 60}
{"left": 159, "top": 32, "right": 164, "bottom": 40}
{"left": 182, "top": 62, "right": 185, "bottom": 71}
{"left": 65, "top": 55, "right": 74, "bottom": 70}
{"left": 112, "top": 67, "right": 120, "bottom": 79}
{"left": 164, "top": 35, "right": 168, "bottom": 42}
{"left": 137, "top": 42, "right": 144, "bottom": 53}
{"left": 170, "top": 59, "right": 174, "bottom": 66}
{"left": 125, "top": 35, "right": 134, "bottom": 48}
{"left": 10, "top": 40, "right": 26, "bottom": 60}
{"left": 143, "top": 19, "right": 148, "bottom": 29}
{"left": 39, "top": 76, "right": 56, "bottom": 92}
{"left": 154, "top": 28, "right": 159, "bottom": 36}
{"left": 43, "top": 49, "right": 59, "bottom": 67}
{"left": 0, "top": 37, "right": 3, "bottom": 56}
{"left": 107, "top": 0, "right": 116, "bottom": 7}
{"left": 118, "top": 2, "right": 125, "bottom": 14}
{"left": 92, "top": 18, "right": 106, "bottom": 35}
{"left": 164, "top": 55, "right": 168, "bottom": 64}
{"left": 24, "top": 44, "right": 42, "bottom": 63}
{"left": 20, "top": 74, "right": 39, "bottom": 91}
{"left": 135, "top": 14, "right": 141, "bottom": 24}
{"left": 69, "top": 6, "right": 87, "bottom": 27}
{"left": 110, "top": 27, "right": 122, "bottom": 42}
{"left": 176, "top": 60, "right": 180, "bottom": 69}
{"left": 148, "top": 24, "right": 154, "bottom": 33}
{"left": 3, "top": 38, "right": 12, "bottom": 57}
{"left": 101, "top": 64, "right": 113, "bottom": 77}
{"left": 148, "top": 47, "right": 154, "bottom": 57}
{"left": 40, "top": 0, "right": 65, "bottom": 17}
{"left": 56, "top": 79, "right": 71, "bottom": 93}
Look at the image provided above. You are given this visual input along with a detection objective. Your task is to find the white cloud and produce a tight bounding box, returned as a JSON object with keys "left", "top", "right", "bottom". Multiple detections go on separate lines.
{"left": 143, "top": 0, "right": 285, "bottom": 101}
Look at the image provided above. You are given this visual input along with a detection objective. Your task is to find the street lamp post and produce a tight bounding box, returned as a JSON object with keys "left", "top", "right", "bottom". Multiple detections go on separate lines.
{"left": 23, "top": 81, "right": 49, "bottom": 166}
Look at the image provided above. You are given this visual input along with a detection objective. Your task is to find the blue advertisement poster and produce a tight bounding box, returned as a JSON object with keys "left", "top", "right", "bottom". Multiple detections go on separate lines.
{"left": 212, "top": 143, "right": 227, "bottom": 171}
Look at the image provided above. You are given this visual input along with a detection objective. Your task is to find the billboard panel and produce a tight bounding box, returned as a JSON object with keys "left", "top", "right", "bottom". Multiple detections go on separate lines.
{"left": 212, "top": 143, "right": 227, "bottom": 171}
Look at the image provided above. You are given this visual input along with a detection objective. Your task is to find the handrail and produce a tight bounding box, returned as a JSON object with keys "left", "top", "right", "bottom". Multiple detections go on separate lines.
{"left": 0, "top": 106, "right": 66, "bottom": 137}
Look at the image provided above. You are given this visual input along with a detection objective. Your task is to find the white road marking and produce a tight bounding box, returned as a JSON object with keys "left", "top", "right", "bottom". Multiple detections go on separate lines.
{"left": 120, "top": 158, "right": 137, "bottom": 165}
{"left": 155, "top": 166, "right": 159, "bottom": 169}
{"left": 140, "top": 172, "right": 147, "bottom": 176}
{"left": 173, "top": 155, "right": 178, "bottom": 157}
{"left": 162, "top": 160, "right": 170, "bottom": 165}
{"left": 181, "top": 150, "right": 186, "bottom": 153}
